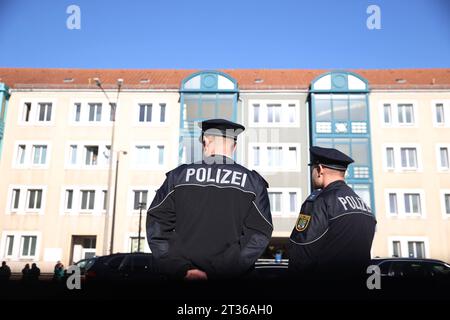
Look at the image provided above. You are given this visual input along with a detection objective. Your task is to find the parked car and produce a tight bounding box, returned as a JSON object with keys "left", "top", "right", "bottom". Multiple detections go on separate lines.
{"left": 84, "top": 252, "right": 163, "bottom": 283}
{"left": 371, "top": 257, "right": 450, "bottom": 278}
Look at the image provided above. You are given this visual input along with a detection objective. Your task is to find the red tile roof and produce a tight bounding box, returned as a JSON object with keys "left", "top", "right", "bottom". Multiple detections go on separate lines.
{"left": 0, "top": 68, "right": 449, "bottom": 90}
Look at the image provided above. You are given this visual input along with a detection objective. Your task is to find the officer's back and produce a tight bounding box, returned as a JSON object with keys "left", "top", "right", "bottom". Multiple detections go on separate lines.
{"left": 147, "top": 119, "right": 273, "bottom": 279}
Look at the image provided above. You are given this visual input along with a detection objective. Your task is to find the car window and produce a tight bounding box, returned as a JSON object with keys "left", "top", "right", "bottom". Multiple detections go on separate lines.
{"left": 391, "top": 262, "right": 430, "bottom": 277}
{"left": 84, "top": 258, "right": 96, "bottom": 270}
{"left": 377, "top": 261, "right": 391, "bottom": 275}
{"left": 107, "top": 256, "right": 125, "bottom": 269}
{"left": 76, "top": 260, "right": 87, "bottom": 269}
{"left": 427, "top": 263, "right": 450, "bottom": 276}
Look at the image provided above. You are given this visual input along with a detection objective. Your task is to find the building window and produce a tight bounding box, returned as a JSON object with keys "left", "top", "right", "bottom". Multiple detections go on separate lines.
{"left": 17, "top": 145, "right": 26, "bottom": 165}
{"left": 250, "top": 144, "right": 300, "bottom": 170}
{"left": 253, "top": 146, "right": 260, "bottom": 166}
{"left": 268, "top": 192, "right": 282, "bottom": 213}
{"left": 392, "top": 241, "right": 401, "bottom": 257}
{"left": 74, "top": 103, "right": 81, "bottom": 122}
{"left": 386, "top": 147, "right": 395, "bottom": 169}
{"left": 383, "top": 104, "right": 392, "bottom": 124}
{"left": 160, "top": 104, "right": 166, "bottom": 122}
{"left": 21, "top": 236, "right": 37, "bottom": 257}
{"left": 267, "top": 147, "right": 282, "bottom": 167}
{"left": 70, "top": 145, "right": 78, "bottom": 165}
{"left": 102, "top": 190, "right": 107, "bottom": 210}
{"left": 22, "top": 102, "right": 32, "bottom": 122}
{"left": 88, "top": 103, "right": 102, "bottom": 122}
{"left": 65, "top": 190, "right": 73, "bottom": 210}
{"left": 404, "top": 193, "right": 421, "bottom": 215}
{"left": 288, "top": 104, "right": 296, "bottom": 123}
{"left": 400, "top": 148, "right": 417, "bottom": 169}
{"left": 11, "top": 189, "right": 20, "bottom": 210}
{"left": 32, "top": 145, "right": 47, "bottom": 165}
{"left": 289, "top": 192, "right": 297, "bottom": 213}
{"left": 253, "top": 104, "right": 260, "bottom": 123}
{"left": 27, "top": 189, "right": 42, "bottom": 210}
{"left": 139, "top": 104, "right": 152, "bottom": 122}
{"left": 38, "top": 103, "right": 52, "bottom": 122}
{"left": 130, "top": 237, "right": 146, "bottom": 253}
{"left": 249, "top": 101, "right": 299, "bottom": 126}
{"left": 408, "top": 241, "right": 425, "bottom": 258}
{"left": 444, "top": 194, "right": 450, "bottom": 215}
{"left": 388, "top": 193, "right": 398, "bottom": 214}
{"left": 398, "top": 104, "right": 414, "bottom": 124}
{"left": 85, "top": 146, "right": 99, "bottom": 166}
{"left": 80, "top": 190, "right": 95, "bottom": 210}
{"left": 135, "top": 146, "right": 151, "bottom": 165}
{"left": 288, "top": 147, "right": 297, "bottom": 168}
{"left": 267, "top": 104, "right": 281, "bottom": 123}
{"left": 6, "top": 235, "right": 14, "bottom": 256}
{"left": 440, "top": 147, "right": 449, "bottom": 169}
{"left": 157, "top": 146, "right": 165, "bottom": 165}
{"left": 435, "top": 103, "right": 445, "bottom": 124}
{"left": 133, "top": 191, "right": 148, "bottom": 210}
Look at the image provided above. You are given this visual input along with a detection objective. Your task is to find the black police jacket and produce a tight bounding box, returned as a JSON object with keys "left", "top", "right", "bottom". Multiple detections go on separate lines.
{"left": 288, "top": 180, "right": 377, "bottom": 277}
{"left": 146, "top": 155, "right": 273, "bottom": 279}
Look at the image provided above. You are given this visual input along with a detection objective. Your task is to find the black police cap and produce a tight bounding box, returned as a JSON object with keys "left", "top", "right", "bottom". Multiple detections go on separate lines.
{"left": 198, "top": 119, "right": 245, "bottom": 141}
{"left": 308, "top": 146, "right": 354, "bottom": 171}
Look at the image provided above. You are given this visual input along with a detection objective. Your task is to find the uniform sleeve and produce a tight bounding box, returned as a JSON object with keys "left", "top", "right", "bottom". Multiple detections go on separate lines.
{"left": 210, "top": 175, "right": 273, "bottom": 277}
{"left": 146, "top": 174, "right": 191, "bottom": 278}
{"left": 239, "top": 179, "right": 273, "bottom": 268}
{"left": 288, "top": 197, "right": 329, "bottom": 274}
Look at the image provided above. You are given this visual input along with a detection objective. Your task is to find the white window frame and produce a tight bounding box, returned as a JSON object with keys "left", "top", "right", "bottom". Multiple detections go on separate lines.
{"left": 248, "top": 143, "right": 301, "bottom": 172}
{"left": 12, "top": 141, "right": 51, "bottom": 169}
{"left": 387, "top": 236, "right": 429, "bottom": 259}
{"left": 436, "top": 144, "right": 450, "bottom": 172}
{"left": 440, "top": 189, "right": 450, "bottom": 219}
{"left": 381, "top": 144, "right": 422, "bottom": 172}
{"left": 131, "top": 142, "right": 168, "bottom": 170}
{"left": 248, "top": 100, "right": 300, "bottom": 127}
{"left": 0, "top": 231, "right": 41, "bottom": 261}
{"left": 384, "top": 189, "right": 426, "bottom": 219}
{"left": 18, "top": 99, "right": 56, "bottom": 126}
{"left": 431, "top": 100, "right": 450, "bottom": 127}
{"left": 68, "top": 99, "right": 114, "bottom": 126}
{"left": 64, "top": 141, "right": 111, "bottom": 169}
{"left": 133, "top": 100, "right": 170, "bottom": 127}
{"left": 379, "top": 100, "right": 418, "bottom": 128}
{"left": 267, "top": 188, "right": 302, "bottom": 217}
{"left": 59, "top": 186, "right": 107, "bottom": 215}
{"left": 6, "top": 185, "right": 47, "bottom": 215}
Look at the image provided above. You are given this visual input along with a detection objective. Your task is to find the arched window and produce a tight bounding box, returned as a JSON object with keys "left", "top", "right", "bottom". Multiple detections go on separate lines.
{"left": 179, "top": 71, "right": 239, "bottom": 163}
{"left": 309, "top": 71, "right": 375, "bottom": 212}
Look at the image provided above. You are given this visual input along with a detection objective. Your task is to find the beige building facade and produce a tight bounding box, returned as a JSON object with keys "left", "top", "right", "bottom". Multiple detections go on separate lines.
{"left": 0, "top": 68, "right": 449, "bottom": 272}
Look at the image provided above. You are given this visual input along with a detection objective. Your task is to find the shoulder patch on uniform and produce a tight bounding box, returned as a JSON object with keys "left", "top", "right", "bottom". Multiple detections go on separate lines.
{"left": 306, "top": 189, "right": 322, "bottom": 202}
{"left": 295, "top": 213, "right": 311, "bottom": 232}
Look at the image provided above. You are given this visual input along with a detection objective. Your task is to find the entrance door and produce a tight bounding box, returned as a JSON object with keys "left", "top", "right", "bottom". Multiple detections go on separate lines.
{"left": 70, "top": 236, "right": 97, "bottom": 264}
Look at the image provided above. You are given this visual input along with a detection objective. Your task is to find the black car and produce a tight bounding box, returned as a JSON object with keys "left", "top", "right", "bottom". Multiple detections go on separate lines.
{"left": 371, "top": 257, "right": 450, "bottom": 278}
{"left": 84, "top": 252, "right": 163, "bottom": 283}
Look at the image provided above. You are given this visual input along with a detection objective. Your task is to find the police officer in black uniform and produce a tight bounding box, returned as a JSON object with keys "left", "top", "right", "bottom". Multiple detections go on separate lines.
{"left": 147, "top": 119, "right": 273, "bottom": 280}
{"left": 288, "top": 146, "right": 377, "bottom": 279}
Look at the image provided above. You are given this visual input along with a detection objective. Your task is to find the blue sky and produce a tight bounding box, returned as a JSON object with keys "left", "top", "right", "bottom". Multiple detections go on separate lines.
{"left": 0, "top": 0, "right": 449, "bottom": 69}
